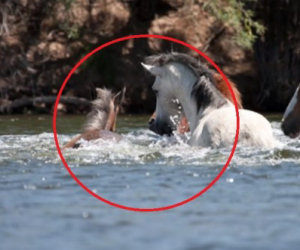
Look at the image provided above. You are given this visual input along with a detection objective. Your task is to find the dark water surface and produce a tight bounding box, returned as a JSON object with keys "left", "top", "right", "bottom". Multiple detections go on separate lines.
{"left": 1, "top": 115, "right": 300, "bottom": 250}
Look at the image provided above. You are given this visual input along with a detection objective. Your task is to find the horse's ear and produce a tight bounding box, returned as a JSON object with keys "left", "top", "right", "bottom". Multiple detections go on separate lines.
{"left": 95, "top": 88, "right": 105, "bottom": 98}
{"left": 113, "top": 87, "right": 126, "bottom": 107}
{"left": 141, "top": 62, "right": 160, "bottom": 75}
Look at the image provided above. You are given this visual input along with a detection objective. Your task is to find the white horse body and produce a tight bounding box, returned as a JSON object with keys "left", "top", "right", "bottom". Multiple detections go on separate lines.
{"left": 191, "top": 104, "right": 275, "bottom": 147}
{"left": 143, "top": 53, "right": 275, "bottom": 148}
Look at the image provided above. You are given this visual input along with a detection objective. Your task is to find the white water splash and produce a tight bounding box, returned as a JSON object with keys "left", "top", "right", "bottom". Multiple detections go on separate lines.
{"left": 0, "top": 122, "right": 299, "bottom": 167}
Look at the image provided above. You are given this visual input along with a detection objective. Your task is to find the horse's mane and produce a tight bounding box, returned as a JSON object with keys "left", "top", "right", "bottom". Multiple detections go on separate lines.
{"left": 145, "top": 52, "right": 214, "bottom": 82}
{"left": 213, "top": 73, "right": 243, "bottom": 108}
{"left": 83, "top": 88, "right": 112, "bottom": 131}
{"left": 145, "top": 53, "right": 242, "bottom": 109}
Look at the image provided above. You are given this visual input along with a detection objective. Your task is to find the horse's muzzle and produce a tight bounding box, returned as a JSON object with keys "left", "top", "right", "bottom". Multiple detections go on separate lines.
{"left": 281, "top": 119, "right": 300, "bottom": 138}
{"left": 149, "top": 119, "right": 173, "bottom": 136}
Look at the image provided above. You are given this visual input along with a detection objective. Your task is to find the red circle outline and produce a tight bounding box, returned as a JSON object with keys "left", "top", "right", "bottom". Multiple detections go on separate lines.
{"left": 52, "top": 34, "right": 240, "bottom": 212}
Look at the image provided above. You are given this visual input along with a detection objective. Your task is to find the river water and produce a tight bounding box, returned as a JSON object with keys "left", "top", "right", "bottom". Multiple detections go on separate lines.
{"left": 1, "top": 114, "right": 299, "bottom": 250}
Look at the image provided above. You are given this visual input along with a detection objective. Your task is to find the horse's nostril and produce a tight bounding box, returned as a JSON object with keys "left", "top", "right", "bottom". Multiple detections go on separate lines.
{"left": 148, "top": 118, "right": 155, "bottom": 125}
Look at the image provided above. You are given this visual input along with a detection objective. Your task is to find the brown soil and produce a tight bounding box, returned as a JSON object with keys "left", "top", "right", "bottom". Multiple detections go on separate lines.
{"left": 0, "top": 0, "right": 299, "bottom": 114}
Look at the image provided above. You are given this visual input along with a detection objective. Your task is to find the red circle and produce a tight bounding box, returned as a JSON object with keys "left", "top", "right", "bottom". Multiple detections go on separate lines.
{"left": 52, "top": 34, "right": 240, "bottom": 212}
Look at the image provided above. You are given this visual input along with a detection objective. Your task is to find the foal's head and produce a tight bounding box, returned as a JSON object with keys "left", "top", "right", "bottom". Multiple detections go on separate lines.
{"left": 281, "top": 84, "right": 300, "bottom": 138}
{"left": 84, "top": 87, "right": 126, "bottom": 132}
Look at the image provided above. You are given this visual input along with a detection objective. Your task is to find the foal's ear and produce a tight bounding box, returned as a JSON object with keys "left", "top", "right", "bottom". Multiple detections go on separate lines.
{"left": 141, "top": 63, "right": 160, "bottom": 75}
{"left": 113, "top": 87, "right": 126, "bottom": 107}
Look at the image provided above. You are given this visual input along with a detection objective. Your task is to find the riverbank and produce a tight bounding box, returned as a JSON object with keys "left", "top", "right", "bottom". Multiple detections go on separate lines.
{"left": 1, "top": 0, "right": 299, "bottom": 114}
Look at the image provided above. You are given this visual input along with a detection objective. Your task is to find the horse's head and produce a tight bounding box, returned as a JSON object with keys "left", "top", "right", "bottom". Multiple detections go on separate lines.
{"left": 281, "top": 84, "right": 300, "bottom": 138}
{"left": 143, "top": 53, "right": 242, "bottom": 136}
{"left": 142, "top": 58, "right": 195, "bottom": 135}
{"left": 84, "top": 87, "right": 126, "bottom": 132}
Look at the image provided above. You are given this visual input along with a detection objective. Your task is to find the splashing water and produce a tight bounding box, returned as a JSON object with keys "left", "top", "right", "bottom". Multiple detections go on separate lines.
{"left": 2, "top": 118, "right": 297, "bottom": 167}
{"left": 1, "top": 115, "right": 300, "bottom": 250}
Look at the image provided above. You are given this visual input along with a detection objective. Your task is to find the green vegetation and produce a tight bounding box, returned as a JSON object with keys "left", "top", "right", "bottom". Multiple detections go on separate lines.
{"left": 59, "top": 23, "right": 81, "bottom": 40}
{"left": 58, "top": 0, "right": 77, "bottom": 9}
{"left": 203, "top": 0, "right": 265, "bottom": 49}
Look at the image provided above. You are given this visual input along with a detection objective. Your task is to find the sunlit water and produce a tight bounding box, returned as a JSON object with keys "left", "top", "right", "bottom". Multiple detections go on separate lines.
{"left": 1, "top": 115, "right": 300, "bottom": 250}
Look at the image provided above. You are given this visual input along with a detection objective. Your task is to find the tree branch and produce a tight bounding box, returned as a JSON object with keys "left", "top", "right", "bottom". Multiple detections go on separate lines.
{"left": 0, "top": 96, "right": 91, "bottom": 113}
